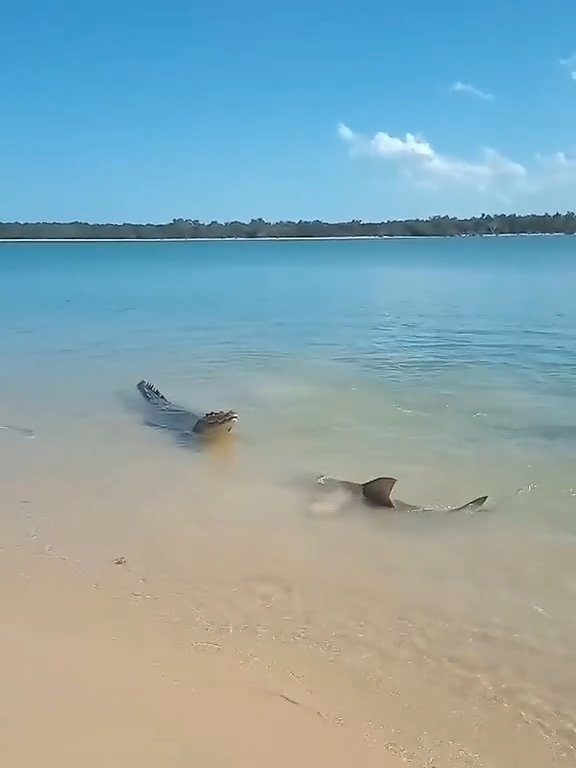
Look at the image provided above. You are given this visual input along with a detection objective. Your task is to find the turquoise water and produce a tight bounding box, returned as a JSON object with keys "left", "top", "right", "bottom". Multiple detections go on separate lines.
{"left": 2, "top": 237, "right": 576, "bottom": 478}
{"left": 2, "top": 236, "right": 575, "bottom": 387}
{"left": 2, "top": 237, "right": 576, "bottom": 764}
{"left": 2, "top": 236, "right": 576, "bottom": 523}
{"left": 2, "top": 237, "right": 576, "bottom": 377}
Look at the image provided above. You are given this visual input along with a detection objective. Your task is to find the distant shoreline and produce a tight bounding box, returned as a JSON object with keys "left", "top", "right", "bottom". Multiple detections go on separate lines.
{"left": 2, "top": 213, "right": 576, "bottom": 240}
{"left": 0, "top": 232, "right": 570, "bottom": 243}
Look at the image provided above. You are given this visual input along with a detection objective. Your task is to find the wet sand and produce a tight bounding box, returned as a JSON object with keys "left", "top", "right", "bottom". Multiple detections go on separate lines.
{"left": 1, "top": 419, "right": 575, "bottom": 767}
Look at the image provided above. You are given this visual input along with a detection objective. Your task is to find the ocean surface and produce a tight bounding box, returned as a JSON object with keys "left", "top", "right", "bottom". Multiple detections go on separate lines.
{"left": 1, "top": 237, "right": 576, "bottom": 765}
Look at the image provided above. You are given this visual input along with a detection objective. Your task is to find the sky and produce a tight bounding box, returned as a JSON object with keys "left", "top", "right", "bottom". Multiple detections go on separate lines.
{"left": 1, "top": 0, "right": 576, "bottom": 223}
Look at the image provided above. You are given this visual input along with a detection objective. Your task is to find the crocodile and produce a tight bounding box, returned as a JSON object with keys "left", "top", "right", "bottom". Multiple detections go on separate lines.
{"left": 136, "top": 380, "right": 238, "bottom": 441}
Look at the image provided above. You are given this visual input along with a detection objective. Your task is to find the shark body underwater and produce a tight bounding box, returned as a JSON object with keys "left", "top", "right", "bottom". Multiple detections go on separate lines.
{"left": 315, "top": 475, "right": 488, "bottom": 513}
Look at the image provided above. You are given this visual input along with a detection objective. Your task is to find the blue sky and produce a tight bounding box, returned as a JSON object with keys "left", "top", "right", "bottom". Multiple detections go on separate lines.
{"left": 1, "top": 0, "right": 575, "bottom": 222}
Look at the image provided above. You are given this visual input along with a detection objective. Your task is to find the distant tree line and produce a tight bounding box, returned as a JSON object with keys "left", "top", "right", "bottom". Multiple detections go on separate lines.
{"left": 1, "top": 212, "right": 576, "bottom": 239}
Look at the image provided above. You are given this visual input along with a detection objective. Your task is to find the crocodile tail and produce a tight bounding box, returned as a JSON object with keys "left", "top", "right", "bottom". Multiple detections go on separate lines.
{"left": 137, "top": 380, "right": 169, "bottom": 406}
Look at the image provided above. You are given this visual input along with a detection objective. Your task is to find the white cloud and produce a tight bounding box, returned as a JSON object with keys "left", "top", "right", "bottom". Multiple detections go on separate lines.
{"left": 337, "top": 123, "right": 434, "bottom": 161}
{"left": 450, "top": 81, "right": 494, "bottom": 100}
{"left": 336, "top": 123, "right": 355, "bottom": 143}
{"left": 536, "top": 151, "right": 576, "bottom": 183}
{"left": 338, "top": 122, "right": 576, "bottom": 205}
{"left": 338, "top": 123, "right": 527, "bottom": 194}
{"left": 559, "top": 54, "right": 576, "bottom": 80}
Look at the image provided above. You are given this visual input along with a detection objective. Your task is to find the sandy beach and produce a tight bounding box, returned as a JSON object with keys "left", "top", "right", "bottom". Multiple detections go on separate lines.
{"left": 1, "top": 541, "right": 403, "bottom": 768}
{"left": 0, "top": 232, "right": 569, "bottom": 243}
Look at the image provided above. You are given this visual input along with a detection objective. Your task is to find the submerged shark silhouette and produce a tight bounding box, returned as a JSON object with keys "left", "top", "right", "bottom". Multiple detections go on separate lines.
{"left": 316, "top": 475, "right": 488, "bottom": 513}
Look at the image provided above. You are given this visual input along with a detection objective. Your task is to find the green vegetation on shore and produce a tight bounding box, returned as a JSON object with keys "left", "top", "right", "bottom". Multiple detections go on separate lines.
{"left": 1, "top": 212, "right": 576, "bottom": 239}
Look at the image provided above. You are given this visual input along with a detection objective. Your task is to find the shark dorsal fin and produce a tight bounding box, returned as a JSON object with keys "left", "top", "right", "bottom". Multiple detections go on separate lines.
{"left": 361, "top": 477, "right": 397, "bottom": 507}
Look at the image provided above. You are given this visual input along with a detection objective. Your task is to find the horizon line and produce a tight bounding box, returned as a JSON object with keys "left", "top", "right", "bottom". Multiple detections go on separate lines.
{"left": 1, "top": 211, "right": 576, "bottom": 227}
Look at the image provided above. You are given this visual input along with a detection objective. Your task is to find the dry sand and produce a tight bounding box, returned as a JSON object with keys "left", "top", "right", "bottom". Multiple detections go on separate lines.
{"left": 0, "top": 545, "right": 402, "bottom": 768}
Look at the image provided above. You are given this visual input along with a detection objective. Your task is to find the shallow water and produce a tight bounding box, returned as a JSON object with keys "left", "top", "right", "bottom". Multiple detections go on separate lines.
{"left": 1, "top": 237, "right": 576, "bottom": 765}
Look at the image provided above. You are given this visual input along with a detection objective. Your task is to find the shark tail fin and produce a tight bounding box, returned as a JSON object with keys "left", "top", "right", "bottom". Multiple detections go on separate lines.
{"left": 361, "top": 477, "right": 398, "bottom": 508}
{"left": 449, "top": 495, "right": 488, "bottom": 513}
{"left": 137, "top": 380, "right": 169, "bottom": 406}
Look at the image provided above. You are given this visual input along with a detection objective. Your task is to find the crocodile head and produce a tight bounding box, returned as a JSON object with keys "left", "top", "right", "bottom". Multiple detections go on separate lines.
{"left": 193, "top": 410, "right": 239, "bottom": 437}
